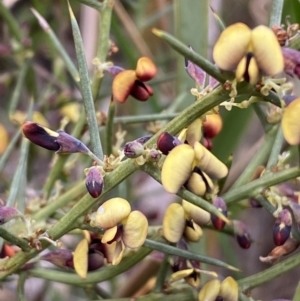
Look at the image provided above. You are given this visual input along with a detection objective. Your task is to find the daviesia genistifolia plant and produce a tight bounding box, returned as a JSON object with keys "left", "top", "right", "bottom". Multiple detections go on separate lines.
{"left": 2, "top": 0, "right": 300, "bottom": 300}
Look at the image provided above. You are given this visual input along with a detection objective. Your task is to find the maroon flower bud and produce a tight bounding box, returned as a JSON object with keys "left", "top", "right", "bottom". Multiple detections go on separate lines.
{"left": 202, "top": 137, "right": 213, "bottom": 150}
{"left": 157, "top": 132, "right": 182, "bottom": 155}
{"left": 22, "top": 121, "right": 89, "bottom": 154}
{"left": 273, "top": 209, "right": 292, "bottom": 246}
{"left": 149, "top": 149, "right": 161, "bottom": 162}
{"left": 87, "top": 250, "right": 104, "bottom": 271}
{"left": 123, "top": 141, "right": 144, "bottom": 158}
{"left": 85, "top": 167, "right": 104, "bottom": 198}
{"left": 135, "top": 134, "right": 153, "bottom": 145}
{"left": 130, "top": 80, "right": 153, "bottom": 101}
{"left": 233, "top": 220, "right": 252, "bottom": 249}
{"left": 22, "top": 121, "right": 59, "bottom": 151}
{"left": 281, "top": 47, "right": 300, "bottom": 79}
{"left": 41, "top": 249, "right": 74, "bottom": 269}
{"left": 249, "top": 198, "right": 262, "bottom": 208}
{"left": 211, "top": 197, "right": 227, "bottom": 230}
{"left": 0, "top": 206, "right": 24, "bottom": 225}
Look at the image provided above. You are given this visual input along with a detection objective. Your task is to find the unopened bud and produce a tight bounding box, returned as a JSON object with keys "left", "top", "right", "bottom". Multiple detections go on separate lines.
{"left": 0, "top": 206, "right": 24, "bottom": 225}
{"left": 211, "top": 197, "right": 227, "bottom": 230}
{"left": 123, "top": 141, "right": 144, "bottom": 158}
{"left": 157, "top": 132, "right": 182, "bottom": 155}
{"left": 233, "top": 220, "right": 252, "bottom": 249}
{"left": 41, "top": 249, "right": 73, "bottom": 269}
{"left": 273, "top": 209, "right": 292, "bottom": 246}
{"left": 135, "top": 134, "right": 152, "bottom": 144}
{"left": 85, "top": 167, "right": 104, "bottom": 198}
{"left": 87, "top": 250, "right": 104, "bottom": 271}
{"left": 22, "top": 121, "right": 89, "bottom": 154}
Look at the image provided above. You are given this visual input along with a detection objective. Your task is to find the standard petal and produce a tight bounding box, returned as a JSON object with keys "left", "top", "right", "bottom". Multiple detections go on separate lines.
{"left": 186, "top": 118, "right": 203, "bottom": 146}
{"left": 182, "top": 200, "right": 211, "bottom": 225}
{"left": 161, "top": 144, "right": 195, "bottom": 194}
{"left": 95, "top": 198, "right": 131, "bottom": 229}
{"left": 101, "top": 226, "right": 118, "bottom": 243}
{"left": 122, "top": 211, "right": 148, "bottom": 248}
{"left": 135, "top": 57, "right": 157, "bottom": 81}
{"left": 194, "top": 141, "right": 228, "bottom": 179}
{"left": 163, "top": 203, "right": 185, "bottom": 243}
{"left": 282, "top": 98, "right": 300, "bottom": 145}
{"left": 73, "top": 238, "right": 89, "bottom": 279}
{"left": 251, "top": 25, "right": 284, "bottom": 76}
{"left": 220, "top": 276, "right": 239, "bottom": 301}
{"left": 112, "top": 70, "right": 136, "bottom": 103}
{"left": 198, "top": 279, "right": 221, "bottom": 301}
{"left": 213, "top": 23, "right": 251, "bottom": 70}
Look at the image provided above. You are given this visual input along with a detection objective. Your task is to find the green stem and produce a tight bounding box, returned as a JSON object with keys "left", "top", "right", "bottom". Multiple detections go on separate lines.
{"left": 17, "top": 273, "right": 27, "bottom": 301}
{"left": 113, "top": 113, "right": 178, "bottom": 124}
{"left": 68, "top": 3, "right": 103, "bottom": 160}
{"left": 293, "top": 282, "right": 300, "bottom": 301}
{"left": 87, "top": 288, "right": 196, "bottom": 301}
{"left": 143, "top": 239, "right": 239, "bottom": 271}
{"left": 230, "top": 125, "right": 278, "bottom": 189}
{"left": 238, "top": 250, "right": 300, "bottom": 291}
{"left": 266, "top": 125, "right": 284, "bottom": 170}
{"left": 268, "top": 0, "right": 284, "bottom": 27}
{"left": 72, "top": 0, "right": 102, "bottom": 10}
{"left": 31, "top": 8, "right": 79, "bottom": 84}
{"left": 252, "top": 102, "right": 270, "bottom": 131}
{"left": 0, "top": 129, "right": 21, "bottom": 173}
{"left": 33, "top": 181, "right": 85, "bottom": 221}
{"left": 153, "top": 255, "right": 170, "bottom": 293}
{"left": 29, "top": 246, "right": 152, "bottom": 285}
{"left": 0, "top": 1, "right": 22, "bottom": 42}
{"left": 9, "top": 58, "right": 31, "bottom": 117}
{"left": 152, "top": 28, "right": 226, "bottom": 83}
{"left": 0, "top": 228, "right": 30, "bottom": 251}
{"left": 106, "top": 98, "right": 115, "bottom": 155}
{"left": 91, "top": 0, "right": 114, "bottom": 100}
{"left": 223, "top": 167, "right": 300, "bottom": 205}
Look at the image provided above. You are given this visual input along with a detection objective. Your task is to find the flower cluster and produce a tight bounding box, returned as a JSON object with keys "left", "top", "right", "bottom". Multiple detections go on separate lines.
{"left": 198, "top": 276, "right": 238, "bottom": 301}
{"left": 163, "top": 200, "right": 211, "bottom": 243}
{"left": 108, "top": 57, "right": 157, "bottom": 103}
{"left": 213, "top": 23, "right": 284, "bottom": 85}
{"left": 89, "top": 197, "right": 148, "bottom": 265}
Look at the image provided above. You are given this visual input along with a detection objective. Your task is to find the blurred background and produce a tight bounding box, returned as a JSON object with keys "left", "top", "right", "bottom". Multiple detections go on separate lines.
{"left": 1, "top": 0, "right": 300, "bottom": 300}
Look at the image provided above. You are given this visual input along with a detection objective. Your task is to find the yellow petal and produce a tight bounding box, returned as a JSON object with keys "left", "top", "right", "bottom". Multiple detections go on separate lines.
{"left": 73, "top": 238, "right": 88, "bottom": 279}
{"left": 251, "top": 25, "right": 284, "bottom": 76}
{"left": 135, "top": 57, "right": 157, "bottom": 81}
{"left": 112, "top": 70, "right": 136, "bottom": 103}
{"left": 104, "top": 241, "right": 117, "bottom": 264}
{"left": 60, "top": 103, "right": 80, "bottom": 123}
{"left": 95, "top": 198, "right": 131, "bottom": 229}
{"left": 0, "top": 124, "right": 9, "bottom": 154}
{"left": 163, "top": 203, "right": 185, "bottom": 243}
{"left": 184, "top": 221, "right": 203, "bottom": 242}
{"left": 161, "top": 144, "right": 195, "bottom": 194}
{"left": 178, "top": 128, "right": 187, "bottom": 142}
{"left": 112, "top": 240, "right": 125, "bottom": 265}
{"left": 198, "top": 279, "right": 221, "bottom": 301}
{"left": 182, "top": 200, "right": 211, "bottom": 225}
{"left": 213, "top": 23, "right": 251, "bottom": 70}
{"left": 82, "top": 230, "right": 91, "bottom": 244}
{"left": 101, "top": 226, "right": 118, "bottom": 243}
{"left": 184, "top": 269, "right": 201, "bottom": 288}
{"left": 169, "top": 268, "right": 194, "bottom": 283}
{"left": 194, "top": 141, "right": 228, "bottom": 179}
{"left": 235, "top": 55, "right": 259, "bottom": 85}
{"left": 220, "top": 276, "right": 239, "bottom": 301}
{"left": 122, "top": 210, "right": 148, "bottom": 248}
{"left": 282, "top": 98, "right": 300, "bottom": 145}
{"left": 186, "top": 118, "right": 203, "bottom": 146}
{"left": 185, "top": 169, "right": 213, "bottom": 196}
